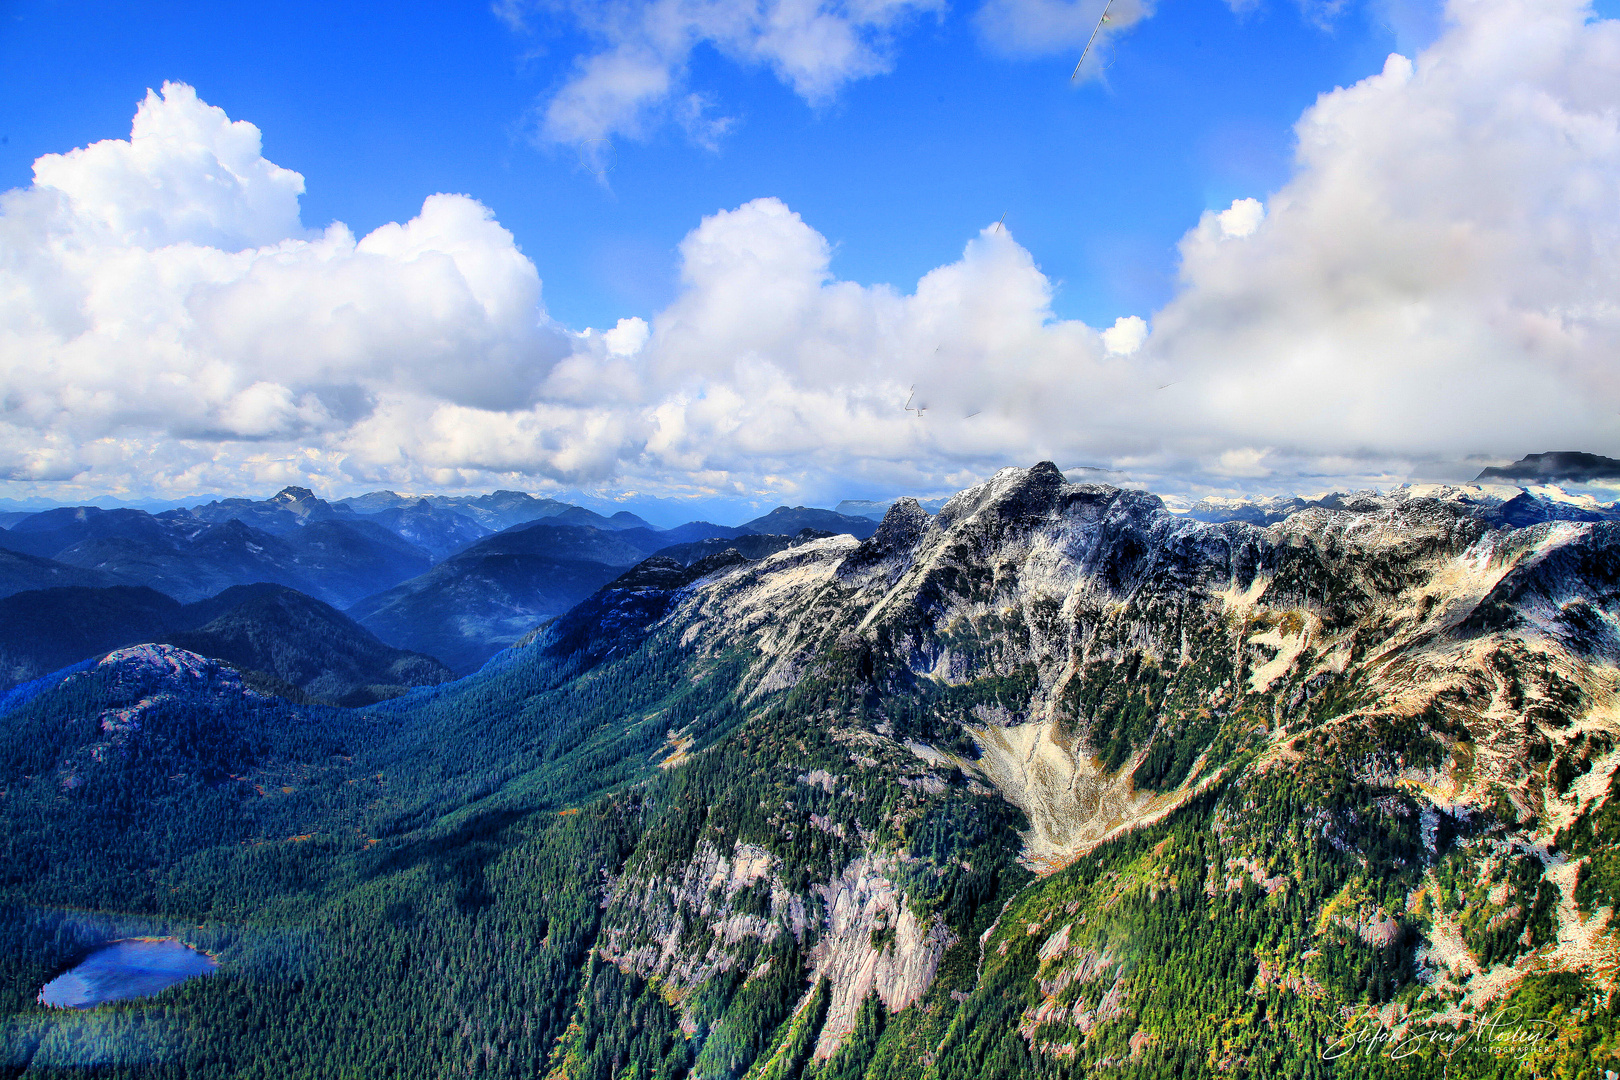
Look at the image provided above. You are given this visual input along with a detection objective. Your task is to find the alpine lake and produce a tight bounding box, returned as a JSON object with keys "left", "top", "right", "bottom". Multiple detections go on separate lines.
{"left": 38, "top": 939, "right": 219, "bottom": 1009}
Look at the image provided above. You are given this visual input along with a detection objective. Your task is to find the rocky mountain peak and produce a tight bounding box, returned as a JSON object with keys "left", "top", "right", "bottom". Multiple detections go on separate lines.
{"left": 271, "top": 486, "right": 317, "bottom": 505}
{"left": 836, "top": 498, "right": 932, "bottom": 586}
{"left": 94, "top": 642, "right": 248, "bottom": 696}
{"left": 1477, "top": 450, "right": 1620, "bottom": 484}
{"left": 8, "top": 464, "right": 1620, "bottom": 1076}
{"left": 875, "top": 496, "right": 929, "bottom": 539}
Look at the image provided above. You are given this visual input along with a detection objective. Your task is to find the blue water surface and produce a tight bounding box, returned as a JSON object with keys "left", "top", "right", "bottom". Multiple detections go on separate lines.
{"left": 39, "top": 939, "right": 218, "bottom": 1009}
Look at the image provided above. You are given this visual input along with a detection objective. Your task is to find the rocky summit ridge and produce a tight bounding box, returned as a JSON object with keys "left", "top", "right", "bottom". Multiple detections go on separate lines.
{"left": 514, "top": 461, "right": 1620, "bottom": 1072}
{"left": 5, "top": 461, "right": 1619, "bottom": 1078}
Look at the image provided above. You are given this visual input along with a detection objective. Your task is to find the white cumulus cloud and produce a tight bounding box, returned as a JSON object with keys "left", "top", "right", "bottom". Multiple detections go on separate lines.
{"left": 7, "top": 0, "right": 1620, "bottom": 508}
{"left": 0, "top": 82, "right": 572, "bottom": 485}
{"left": 472, "top": 0, "right": 1620, "bottom": 496}
{"left": 525, "top": 0, "right": 943, "bottom": 149}
{"left": 1145, "top": 0, "right": 1620, "bottom": 473}
{"left": 1215, "top": 197, "right": 1265, "bottom": 239}
{"left": 31, "top": 82, "right": 307, "bottom": 251}
{"left": 1102, "top": 315, "right": 1148, "bottom": 354}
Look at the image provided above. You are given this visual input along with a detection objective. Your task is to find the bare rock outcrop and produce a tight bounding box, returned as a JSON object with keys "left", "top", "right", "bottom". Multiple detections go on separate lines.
{"left": 807, "top": 855, "right": 956, "bottom": 1058}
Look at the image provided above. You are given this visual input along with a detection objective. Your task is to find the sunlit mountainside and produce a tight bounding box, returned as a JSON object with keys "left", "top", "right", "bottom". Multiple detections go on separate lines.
{"left": 2, "top": 463, "right": 1617, "bottom": 1077}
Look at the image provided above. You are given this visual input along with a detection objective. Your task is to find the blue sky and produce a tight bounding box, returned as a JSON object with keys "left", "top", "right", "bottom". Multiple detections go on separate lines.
{"left": 3, "top": 0, "right": 1417, "bottom": 329}
{"left": 2, "top": 0, "right": 1618, "bottom": 515}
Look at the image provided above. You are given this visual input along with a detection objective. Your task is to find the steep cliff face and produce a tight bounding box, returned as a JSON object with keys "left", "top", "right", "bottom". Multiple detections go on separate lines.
{"left": 805, "top": 854, "right": 957, "bottom": 1058}
{"left": 525, "top": 462, "right": 1620, "bottom": 1077}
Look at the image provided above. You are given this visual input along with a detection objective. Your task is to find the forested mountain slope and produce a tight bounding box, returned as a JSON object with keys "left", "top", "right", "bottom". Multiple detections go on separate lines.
{"left": 0, "top": 586, "right": 186, "bottom": 688}
{"left": 0, "top": 583, "right": 452, "bottom": 704}
{"left": 360, "top": 499, "right": 491, "bottom": 560}
{"left": 164, "top": 585, "right": 454, "bottom": 706}
{"left": 348, "top": 519, "right": 772, "bottom": 675}
{"left": 0, "top": 548, "right": 117, "bottom": 600}
{"left": 2, "top": 463, "right": 1617, "bottom": 1078}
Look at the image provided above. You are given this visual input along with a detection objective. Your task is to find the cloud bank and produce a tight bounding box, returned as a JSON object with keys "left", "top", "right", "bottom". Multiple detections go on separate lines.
{"left": 4, "top": 0, "right": 1620, "bottom": 506}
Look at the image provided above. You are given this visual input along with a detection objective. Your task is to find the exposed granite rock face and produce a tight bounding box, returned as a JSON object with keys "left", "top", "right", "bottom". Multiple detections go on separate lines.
{"left": 96, "top": 642, "right": 250, "bottom": 697}
{"left": 596, "top": 837, "right": 959, "bottom": 1057}
{"left": 82, "top": 644, "right": 260, "bottom": 757}
{"left": 806, "top": 856, "right": 956, "bottom": 1058}
{"left": 835, "top": 498, "right": 932, "bottom": 588}
{"left": 598, "top": 838, "right": 807, "bottom": 1023}
{"left": 43, "top": 644, "right": 287, "bottom": 791}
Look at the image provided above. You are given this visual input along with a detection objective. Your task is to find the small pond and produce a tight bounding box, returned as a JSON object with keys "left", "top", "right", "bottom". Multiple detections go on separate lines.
{"left": 39, "top": 938, "right": 219, "bottom": 1009}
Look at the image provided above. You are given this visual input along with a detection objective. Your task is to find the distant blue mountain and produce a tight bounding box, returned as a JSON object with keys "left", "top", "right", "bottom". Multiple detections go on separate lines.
{"left": 0, "top": 504, "right": 431, "bottom": 605}
{"left": 1476, "top": 451, "right": 1620, "bottom": 484}
{"left": 0, "top": 581, "right": 451, "bottom": 704}
{"left": 740, "top": 505, "right": 879, "bottom": 539}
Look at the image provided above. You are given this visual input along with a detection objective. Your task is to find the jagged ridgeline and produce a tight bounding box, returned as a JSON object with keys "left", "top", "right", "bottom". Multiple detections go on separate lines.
{"left": 2, "top": 463, "right": 1617, "bottom": 1078}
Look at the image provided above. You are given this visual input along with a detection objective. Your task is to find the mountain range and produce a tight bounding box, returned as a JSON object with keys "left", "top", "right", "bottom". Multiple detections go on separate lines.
{"left": 1476, "top": 450, "right": 1620, "bottom": 485}
{"left": 0, "top": 489, "right": 896, "bottom": 678}
{"left": 0, "top": 505, "right": 431, "bottom": 606}
{"left": 1, "top": 462, "right": 1617, "bottom": 1076}
{"left": 0, "top": 582, "right": 452, "bottom": 706}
